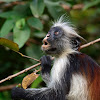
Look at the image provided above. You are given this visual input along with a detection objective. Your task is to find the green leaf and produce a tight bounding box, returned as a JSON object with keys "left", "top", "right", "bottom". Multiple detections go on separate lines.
{"left": 31, "top": 76, "right": 42, "bottom": 88}
{"left": 13, "top": 25, "right": 30, "bottom": 48}
{"left": 0, "top": 11, "right": 23, "bottom": 20}
{"left": 0, "top": 11, "right": 15, "bottom": 18}
{"left": 16, "top": 18, "right": 26, "bottom": 30}
{"left": 45, "top": 1, "right": 66, "bottom": 19}
{"left": 13, "top": 4, "right": 30, "bottom": 18}
{"left": 2, "top": 0, "right": 18, "bottom": 2}
{"left": 33, "top": 31, "right": 46, "bottom": 38}
{"left": 30, "top": 0, "right": 45, "bottom": 18}
{"left": 83, "top": 0, "right": 100, "bottom": 10}
{"left": 0, "top": 19, "right": 14, "bottom": 37}
{"left": 0, "top": 38, "right": 19, "bottom": 51}
{"left": 27, "top": 17, "right": 43, "bottom": 31}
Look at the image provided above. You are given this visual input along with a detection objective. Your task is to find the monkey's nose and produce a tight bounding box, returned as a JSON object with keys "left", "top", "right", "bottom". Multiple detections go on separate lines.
{"left": 46, "top": 34, "right": 50, "bottom": 37}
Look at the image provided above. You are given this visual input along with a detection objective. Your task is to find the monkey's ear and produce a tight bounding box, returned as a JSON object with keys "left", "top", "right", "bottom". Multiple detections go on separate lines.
{"left": 71, "top": 37, "right": 81, "bottom": 50}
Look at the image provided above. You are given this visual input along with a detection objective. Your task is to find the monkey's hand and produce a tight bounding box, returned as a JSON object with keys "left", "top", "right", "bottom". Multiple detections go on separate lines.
{"left": 40, "top": 55, "right": 52, "bottom": 84}
{"left": 11, "top": 87, "right": 25, "bottom": 100}
{"left": 40, "top": 55, "right": 52, "bottom": 73}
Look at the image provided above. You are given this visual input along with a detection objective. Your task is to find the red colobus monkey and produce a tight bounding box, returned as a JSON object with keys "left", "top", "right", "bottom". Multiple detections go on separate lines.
{"left": 12, "top": 16, "right": 100, "bottom": 100}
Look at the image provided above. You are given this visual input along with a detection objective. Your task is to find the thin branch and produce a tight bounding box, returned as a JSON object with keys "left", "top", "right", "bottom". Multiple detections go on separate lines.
{"left": 0, "top": 63, "right": 41, "bottom": 84}
{"left": 0, "top": 38, "right": 100, "bottom": 84}
{"left": 16, "top": 52, "right": 40, "bottom": 62}
{"left": 61, "top": 3, "right": 84, "bottom": 11}
{"left": 80, "top": 38, "right": 100, "bottom": 49}
{"left": 0, "top": 84, "right": 17, "bottom": 91}
{"left": 1, "top": 1, "right": 25, "bottom": 7}
{"left": 72, "top": 4, "right": 84, "bottom": 10}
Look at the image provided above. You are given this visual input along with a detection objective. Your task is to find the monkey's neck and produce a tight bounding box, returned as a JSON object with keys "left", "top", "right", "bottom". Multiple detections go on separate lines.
{"left": 56, "top": 48, "right": 78, "bottom": 58}
{"left": 48, "top": 51, "right": 79, "bottom": 87}
{"left": 48, "top": 54, "right": 70, "bottom": 87}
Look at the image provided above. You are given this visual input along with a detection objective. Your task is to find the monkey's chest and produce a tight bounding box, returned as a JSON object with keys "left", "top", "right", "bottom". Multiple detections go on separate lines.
{"left": 50, "top": 56, "right": 67, "bottom": 84}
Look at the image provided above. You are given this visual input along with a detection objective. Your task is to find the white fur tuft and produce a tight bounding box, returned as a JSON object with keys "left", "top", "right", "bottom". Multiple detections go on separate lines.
{"left": 53, "top": 15, "right": 85, "bottom": 40}
{"left": 48, "top": 55, "right": 69, "bottom": 87}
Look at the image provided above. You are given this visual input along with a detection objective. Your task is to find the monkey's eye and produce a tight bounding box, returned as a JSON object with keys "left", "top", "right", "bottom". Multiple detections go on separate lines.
{"left": 54, "top": 31, "right": 59, "bottom": 35}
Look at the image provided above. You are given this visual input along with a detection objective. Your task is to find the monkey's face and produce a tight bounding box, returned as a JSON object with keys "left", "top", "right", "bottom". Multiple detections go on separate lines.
{"left": 41, "top": 26, "right": 81, "bottom": 56}
{"left": 41, "top": 26, "right": 69, "bottom": 56}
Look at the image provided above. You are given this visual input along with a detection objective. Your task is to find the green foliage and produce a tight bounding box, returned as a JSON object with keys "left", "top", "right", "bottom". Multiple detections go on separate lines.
{"left": 3, "top": 0, "right": 18, "bottom": 2}
{"left": 0, "top": 19, "right": 14, "bottom": 37}
{"left": 16, "top": 18, "right": 26, "bottom": 30}
{"left": 27, "top": 17, "right": 43, "bottom": 30}
{"left": 83, "top": 0, "right": 100, "bottom": 10}
{"left": 13, "top": 24, "right": 30, "bottom": 48}
{"left": 31, "top": 76, "right": 43, "bottom": 88}
{"left": 30, "top": 0, "right": 45, "bottom": 18}
{"left": 45, "top": 0, "right": 66, "bottom": 19}
{"left": 0, "top": 0, "right": 100, "bottom": 99}
{"left": 26, "top": 43, "right": 42, "bottom": 60}
{"left": 33, "top": 31, "right": 46, "bottom": 38}
{"left": 0, "top": 11, "right": 14, "bottom": 18}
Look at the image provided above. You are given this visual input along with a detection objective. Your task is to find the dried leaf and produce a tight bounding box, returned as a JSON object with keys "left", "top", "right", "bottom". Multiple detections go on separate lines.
{"left": 22, "top": 72, "right": 39, "bottom": 89}
{"left": 0, "top": 38, "right": 19, "bottom": 51}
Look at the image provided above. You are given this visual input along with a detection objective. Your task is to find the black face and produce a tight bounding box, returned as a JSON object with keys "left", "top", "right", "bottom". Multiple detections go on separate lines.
{"left": 41, "top": 26, "right": 64, "bottom": 55}
{"left": 47, "top": 27, "right": 64, "bottom": 43}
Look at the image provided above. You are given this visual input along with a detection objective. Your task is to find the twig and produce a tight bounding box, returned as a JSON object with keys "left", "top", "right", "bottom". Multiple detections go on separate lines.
{"left": 0, "top": 84, "right": 17, "bottom": 91}
{"left": 34, "top": 67, "right": 42, "bottom": 73}
{"left": 0, "top": 63, "right": 41, "bottom": 84}
{"left": 1, "top": 1, "right": 25, "bottom": 8}
{"left": 61, "top": 3, "right": 84, "bottom": 11}
{"left": 72, "top": 4, "right": 84, "bottom": 10}
{"left": 80, "top": 38, "right": 100, "bottom": 49}
{"left": 16, "top": 52, "right": 40, "bottom": 62}
{"left": 0, "top": 38, "right": 100, "bottom": 84}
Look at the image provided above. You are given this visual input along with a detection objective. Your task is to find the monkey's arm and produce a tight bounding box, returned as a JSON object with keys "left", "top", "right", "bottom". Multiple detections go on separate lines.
{"left": 40, "top": 55, "right": 52, "bottom": 84}
{"left": 11, "top": 86, "right": 65, "bottom": 100}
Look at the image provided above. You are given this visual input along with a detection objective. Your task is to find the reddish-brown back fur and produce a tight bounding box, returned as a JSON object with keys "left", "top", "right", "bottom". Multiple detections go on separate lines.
{"left": 89, "top": 67, "right": 100, "bottom": 100}
{"left": 78, "top": 54, "right": 100, "bottom": 100}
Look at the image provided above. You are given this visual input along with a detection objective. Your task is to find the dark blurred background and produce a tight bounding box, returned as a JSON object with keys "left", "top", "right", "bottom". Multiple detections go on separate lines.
{"left": 0, "top": 0, "right": 100, "bottom": 99}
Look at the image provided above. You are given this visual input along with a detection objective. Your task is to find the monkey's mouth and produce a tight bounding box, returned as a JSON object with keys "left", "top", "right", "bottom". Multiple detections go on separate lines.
{"left": 42, "top": 41, "right": 56, "bottom": 52}
{"left": 44, "top": 41, "right": 49, "bottom": 45}
{"left": 42, "top": 41, "right": 51, "bottom": 51}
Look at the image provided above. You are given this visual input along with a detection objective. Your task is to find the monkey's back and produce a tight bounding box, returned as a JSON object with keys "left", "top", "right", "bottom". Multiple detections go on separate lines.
{"left": 67, "top": 53, "right": 100, "bottom": 100}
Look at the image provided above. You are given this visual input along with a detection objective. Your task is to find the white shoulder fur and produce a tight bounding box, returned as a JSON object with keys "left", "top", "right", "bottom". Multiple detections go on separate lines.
{"left": 67, "top": 74, "right": 88, "bottom": 100}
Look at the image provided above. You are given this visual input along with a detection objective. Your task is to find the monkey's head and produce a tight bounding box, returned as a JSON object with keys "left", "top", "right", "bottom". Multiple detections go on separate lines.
{"left": 41, "top": 17, "right": 84, "bottom": 56}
